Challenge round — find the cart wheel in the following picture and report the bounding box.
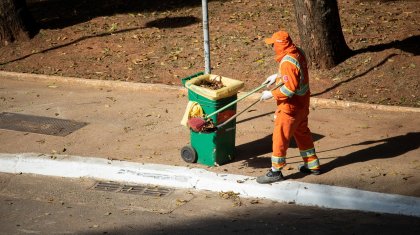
[181,145,197,163]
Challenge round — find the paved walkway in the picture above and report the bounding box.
[1,72,420,216]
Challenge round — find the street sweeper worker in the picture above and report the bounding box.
[256,30,321,184]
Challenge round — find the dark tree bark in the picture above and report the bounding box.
[293,0,352,69]
[0,0,38,46]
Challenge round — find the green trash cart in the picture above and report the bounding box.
[181,72,244,166]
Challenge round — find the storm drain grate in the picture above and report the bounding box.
[0,112,87,136]
[92,181,173,197]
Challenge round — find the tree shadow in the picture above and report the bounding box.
[0,26,144,66]
[312,34,419,97]
[27,0,214,29]
[354,35,420,56]
[287,132,420,180]
[235,132,325,169]
[2,1,206,65]
[311,53,397,97]
[145,16,200,29]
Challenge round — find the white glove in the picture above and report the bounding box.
[264,74,277,87]
[260,90,273,101]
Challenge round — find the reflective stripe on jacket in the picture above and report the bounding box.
[272,48,311,113]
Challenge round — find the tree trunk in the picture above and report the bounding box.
[293,0,351,69]
[0,0,37,46]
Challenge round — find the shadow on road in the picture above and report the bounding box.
[235,130,324,169]
[286,132,420,180]
[236,111,275,125]
[78,206,420,235]
[235,128,419,176]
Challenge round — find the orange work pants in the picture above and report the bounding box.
[271,108,320,171]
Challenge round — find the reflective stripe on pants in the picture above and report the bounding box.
[271,108,320,171]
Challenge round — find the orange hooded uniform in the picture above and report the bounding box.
[265,31,320,172]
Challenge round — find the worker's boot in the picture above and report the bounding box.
[256,169,284,184]
[298,164,321,175]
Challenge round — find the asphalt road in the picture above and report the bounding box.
[1,173,419,235]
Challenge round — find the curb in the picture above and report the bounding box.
[1,153,419,218]
[0,70,184,92]
[1,71,419,113]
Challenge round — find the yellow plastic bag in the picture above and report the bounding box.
[180,101,204,127]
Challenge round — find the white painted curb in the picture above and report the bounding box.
[1,153,419,217]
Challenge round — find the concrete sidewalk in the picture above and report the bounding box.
[1,72,420,216]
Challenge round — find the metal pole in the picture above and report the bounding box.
[202,0,211,74]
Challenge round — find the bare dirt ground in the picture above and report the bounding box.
[0,0,419,107]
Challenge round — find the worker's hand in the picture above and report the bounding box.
[264,74,277,87]
[260,90,273,101]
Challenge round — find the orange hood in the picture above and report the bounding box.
[265,31,297,62]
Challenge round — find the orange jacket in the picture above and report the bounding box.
[271,47,310,113]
